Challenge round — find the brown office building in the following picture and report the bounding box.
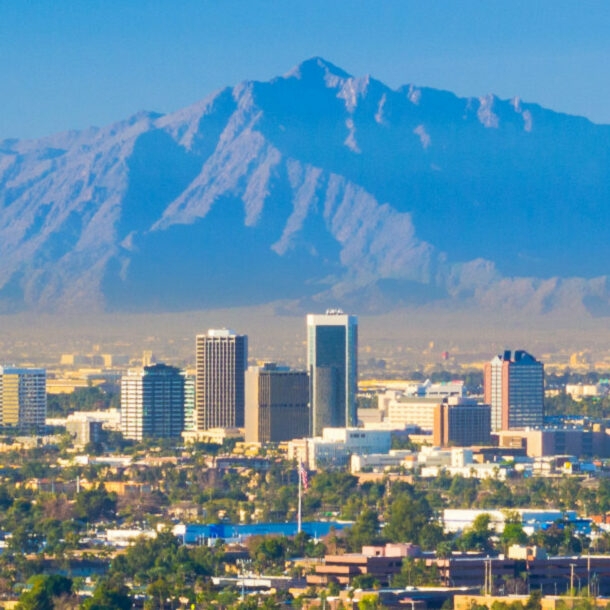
[433,399,492,447]
[245,363,309,443]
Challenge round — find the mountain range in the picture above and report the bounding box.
[2,57,610,316]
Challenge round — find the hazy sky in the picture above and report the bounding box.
[2,1,610,140]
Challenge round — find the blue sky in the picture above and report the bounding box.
[2,1,610,140]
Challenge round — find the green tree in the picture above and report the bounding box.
[83,576,132,610]
[74,484,117,521]
[346,508,382,551]
[384,493,433,545]
[17,574,74,610]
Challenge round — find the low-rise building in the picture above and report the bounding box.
[288,428,392,470]
[497,427,610,458]
[442,508,588,536]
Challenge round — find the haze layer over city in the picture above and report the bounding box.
[3,4,610,374]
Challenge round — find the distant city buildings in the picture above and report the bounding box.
[0,366,46,430]
[121,363,185,441]
[307,310,358,436]
[195,329,248,430]
[484,350,544,431]
[244,363,309,443]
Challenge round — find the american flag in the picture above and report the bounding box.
[298,461,309,491]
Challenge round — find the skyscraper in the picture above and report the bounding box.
[307,310,358,436]
[0,366,46,430]
[245,362,310,443]
[121,363,185,441]
[195,329,248,430]
[484,350,544,431]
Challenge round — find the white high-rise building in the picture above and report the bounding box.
[0,366,46,430]
[121,364,185,441]
[195,329,248,430]
[307,311,358,436]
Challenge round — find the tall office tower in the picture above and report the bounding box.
[195,329,248,430]
[307,310,358,436]
[245,363,310,443]
[121,363,185,441]
[484,350,544,431]
[0,366,46,430]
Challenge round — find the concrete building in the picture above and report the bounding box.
[288,427,391,470]
[350,450,413,473]
[0,366,46,430]
[307,311,358,436]
[121,363,185,441]
[565,383,608,399]
[484,350,544,431]
[433,399,492,447]
[497,426,610,458]
[195,329,248,430]
[387,396,441,431]
[245,363,309,443]
[439,555,610,595]
[183,374,195,432]
[307,553,404,587]
[65,415,104,446]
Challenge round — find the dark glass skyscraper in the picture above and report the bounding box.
[484,350,544,431]
[307,310,358,436]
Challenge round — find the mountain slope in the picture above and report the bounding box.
[1,57,610,314]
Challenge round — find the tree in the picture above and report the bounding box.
[501,522,527,550]
[82,576,132,610]
[384,493,433,545]
[74,484,117,521]
[17,574,74,610]
[393,557,441,587]
[346,508,382,551]
[456,513,494,554]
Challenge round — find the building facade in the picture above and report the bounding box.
[288,428,391,470]
[484,350,544,431]
[433,399,492,447]
[121,363,185,441]
[0,366,46,430]
[307,311,358,436]
[244,363,309,443]
[195,329,248,430]
[183,374,196,432]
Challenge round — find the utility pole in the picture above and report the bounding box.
[570,563,576,595]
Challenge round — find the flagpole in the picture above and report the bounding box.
[298,461,302,534]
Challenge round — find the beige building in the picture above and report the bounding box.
[387,396,441,431]
[0,366,46,429]
[497,427,610,458]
